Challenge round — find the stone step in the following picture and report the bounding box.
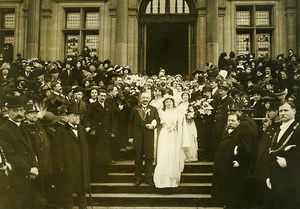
[72,207,223,209]
[90,183,212,194]
[91,173,213,184]
[108,161,214,174]
[75,193,212,207]
[76,160,215,207]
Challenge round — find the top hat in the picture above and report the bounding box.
[5,96,26,108]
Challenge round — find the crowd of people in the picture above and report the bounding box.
[0,46,299,209]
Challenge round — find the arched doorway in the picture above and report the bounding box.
[139,0,197,77]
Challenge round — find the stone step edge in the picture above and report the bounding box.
[91,183,212,187]
[75,207,222,209]
[105,173,213,176]
[74,193,211,198]
[110,161,214,165]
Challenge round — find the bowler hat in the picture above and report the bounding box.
[5,96,26,108]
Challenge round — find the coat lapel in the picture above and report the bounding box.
[9,121,32,150]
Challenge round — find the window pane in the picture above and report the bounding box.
[257,33,271,57]
[66,12,80,28]
[236,11,251,26]
[4,35,14,44]
[84,35,98,57]
[4,13,15,29]
[85,12,99,28]
[66,35,79,56]
[256,11,270,26]
[236,33,251,55]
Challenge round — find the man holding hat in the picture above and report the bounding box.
[52,106,90,209]
[0,95,39,209]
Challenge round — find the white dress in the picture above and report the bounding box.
[154,108,185,188]
[177,102,198,162]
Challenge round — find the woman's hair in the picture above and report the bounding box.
[181,91,190,99]
[162,97,176,111]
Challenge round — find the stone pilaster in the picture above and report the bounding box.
[286,0,297,51]
[26,0,41,58]
[206,0,219,65]
[115,0,128,66]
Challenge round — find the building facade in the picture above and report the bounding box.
[0,0,299,76]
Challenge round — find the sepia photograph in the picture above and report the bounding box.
[0,0,299,209]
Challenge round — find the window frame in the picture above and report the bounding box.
[63,7,100,58]
[235,4,274,58]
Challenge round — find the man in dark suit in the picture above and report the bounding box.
[52,106,90,209]
[128,92,160,186]
[0,96,39,209]
[83,88,115,177]
[265,101,300,209]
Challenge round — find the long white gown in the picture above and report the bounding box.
[177,102,198,162]
[154,108,185,188]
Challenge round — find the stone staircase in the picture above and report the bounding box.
[76,160,221,208]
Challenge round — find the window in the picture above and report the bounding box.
[235,5,273,58]
[146,0,190,14]
[0,9,15,60]
[63,7,100,58]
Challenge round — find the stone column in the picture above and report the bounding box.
[206,0,219,65]
[115,0,128,66]
[297,1,300,55]
[286,0,297,51]
[26,0,41,58]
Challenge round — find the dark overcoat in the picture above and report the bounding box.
[266,121,300,209]
[128,105,160,159]
[211,122,257,208]
[21,121,53,177]
[53,123,90,193]
[0,119,38,209]
[83,101,115,165]
[210,96,234,151]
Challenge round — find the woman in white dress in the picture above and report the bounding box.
[154,97,185,188]
[177,92,198,162]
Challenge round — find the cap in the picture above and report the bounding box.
[25,104,39,113]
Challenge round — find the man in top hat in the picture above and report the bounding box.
[21,104,53,208]
[52,106,90,209]
[0,96,39,209]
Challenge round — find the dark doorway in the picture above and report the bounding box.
[146,23,188,76]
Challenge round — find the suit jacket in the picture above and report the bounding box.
[0,119,38,181]
[128,104,160,158]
